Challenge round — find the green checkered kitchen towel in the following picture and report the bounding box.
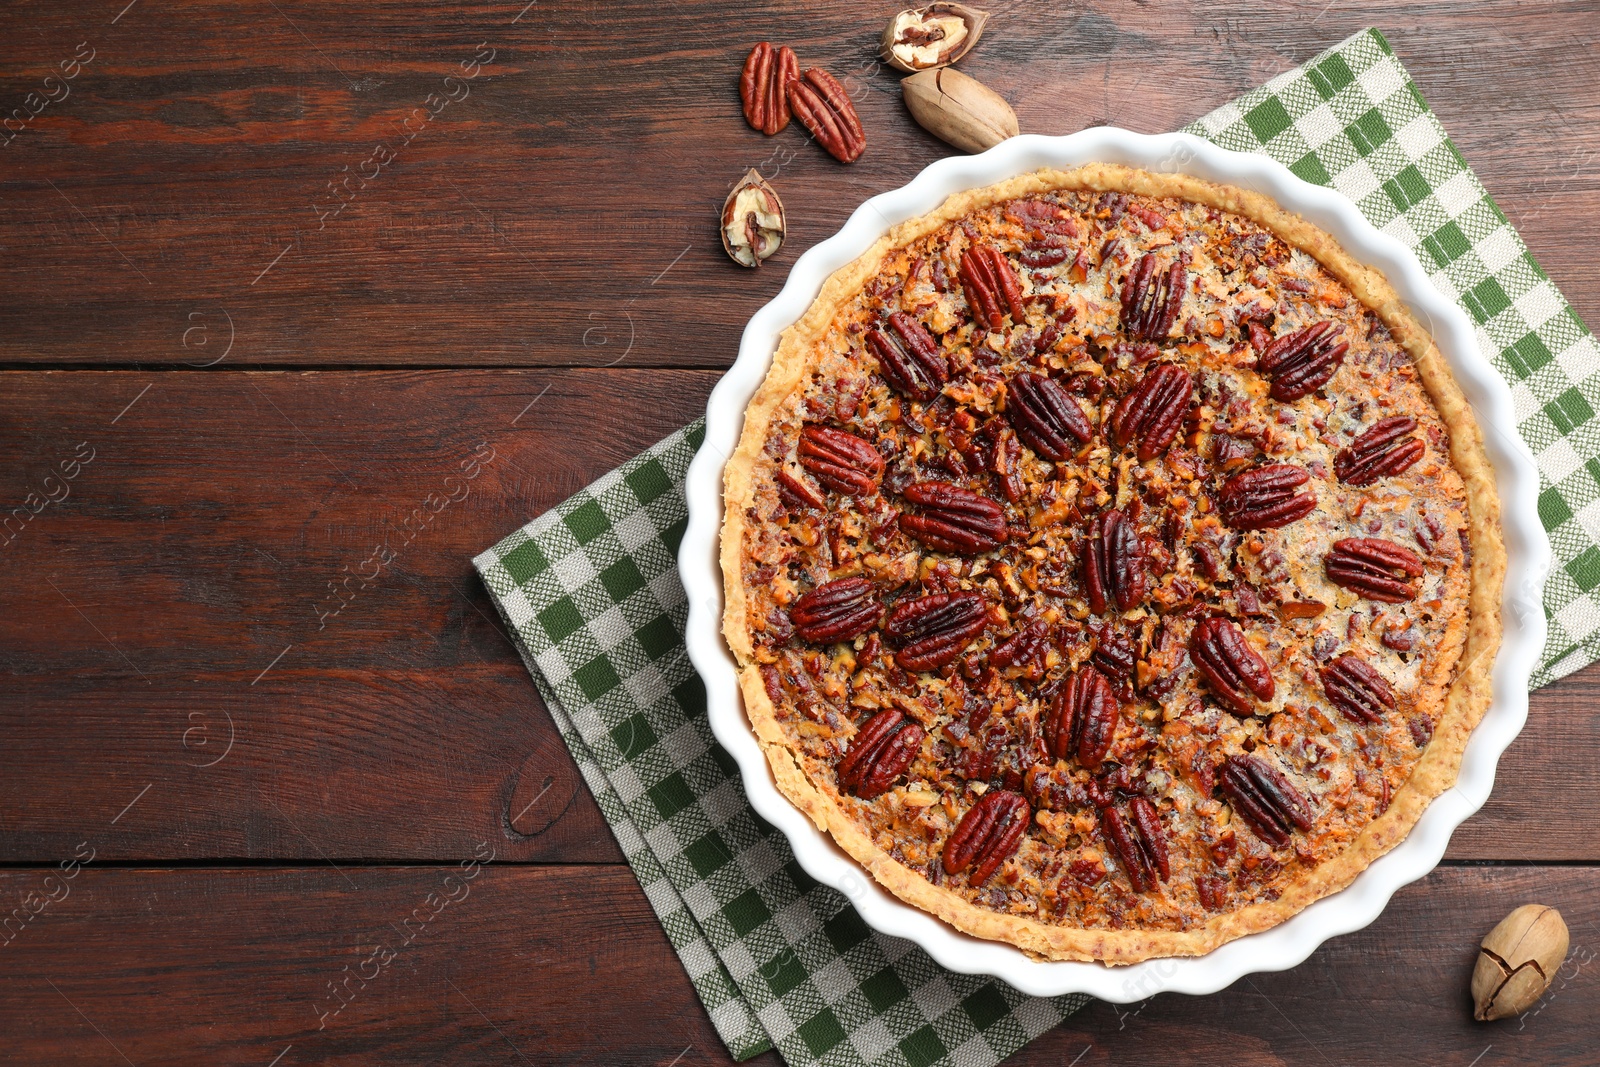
[475,27,1597,1066]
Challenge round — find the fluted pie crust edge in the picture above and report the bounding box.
[719,163,1504,963]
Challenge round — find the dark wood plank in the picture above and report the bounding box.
[0,1,1594,367]
[0,864,1593,1065]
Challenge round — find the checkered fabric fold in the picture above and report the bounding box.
[476,27,1595,1066]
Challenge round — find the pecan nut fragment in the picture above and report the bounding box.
[959,243,1026,331]
[786,67,866,162]
[1217,753,1314,848]
[884,590,989,671]
[798,425,883,496]
[837,708,925,799]
[1111,363,1193,462]
[1189,617,1275,715]
[1005,372,1093,461]
[1320,652,1396,724]
[900,481,1007,554]
[740,42,800,135]
[942,789,1030,885]
[1219,464,1317,530]
[1082,508,1146,614]
[1324,537,1425,603]
[1091,628,1136,680]
[776,468,826,510]
[1043,667,1119,770]
[1335,416,1425,485]
[1120,252,1185,342]
[1102,796,1170,893]
[1256,321,1349,402]
[867,312,949,401]
[789,577,881,644]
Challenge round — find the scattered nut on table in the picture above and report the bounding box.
[881,4,989,72]
[720,169,785,268]
[901,66,1018,153]
[1471,904,1569,1021]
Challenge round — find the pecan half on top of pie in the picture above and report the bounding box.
[721,164,1504,963]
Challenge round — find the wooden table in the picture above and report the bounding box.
[2,2,1596,1063]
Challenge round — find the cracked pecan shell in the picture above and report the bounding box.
[884,591,989,671]
[740,42,800,135]
[867,311,949,401]
[1044,667,1119,770]
[1324,537,1425,603]
[798,425,883,496]
[1083,508,1146,614]
[1111,363,1193,462]
[1005,371,1093,461]
[959,242,1026,331]
[943,789,1030,885]
[1103,796,1170,893]
[837,707,925,799]
[1336,416,1425,485]
[1321,653,1396,724]
[1189,617,1275,715]
[1120,252,1185,342]
[899,481,1006,554]
[1219,464,1317,530]
[1256,321,1349,402]
[789,577,881,644]
[1218,753,1314,848]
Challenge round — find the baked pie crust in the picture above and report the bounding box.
[721,164,1503,963]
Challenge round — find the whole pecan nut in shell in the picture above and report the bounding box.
[786,67,866,162]
[1005,371,1093,461]
[1189,616,1275,715]
[789,577,881,644]
[899,481,1006,554]
[1111,363,1193,462]
[1324,537,1425,602]
[1120,252,1185,342]
[1219,464,1317,530]
[1044,667,1119,770]
[942,788,1030,885]
[1082,508,1146,614]
[884,590,989,671]
[1102,796,1170,893]
[959,243,1026,331]
[867,311,949,401]
[798,425,884,496]
[1320,652,1396,723]
[1217,753,1314,848]
[1256,321,1349,402]
[837,707,925,799]
[740,42,800,135]
[1335,416,1425,485]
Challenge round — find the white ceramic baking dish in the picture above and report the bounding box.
[679,128,1550,1001]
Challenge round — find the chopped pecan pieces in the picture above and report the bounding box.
[1336,416,1425,485]
[1102,796,1170,893]
[786,67,866,162]
[1256,321,1349,402]
[1189,617,1275,715]
[1044,667,1119,770]
[884,591,989,671]
[740,42,799,135]
[1120,253,1185,342]
[943,789,1030,885]
[798,425,884,496]
[1111,363,1193,462]
[867,312,949,401]
[789,577,882,644]
[1320,653,1396,724]
[1324,537,1425,603]
[1218,464,1317,530]
[1091,628,1136,680]
[1005,372,1093,460]
[1082,508,1146,614]
[959,243,1026,330]
[1217,754,1313,848]
[900,481,1006,554]
[837,708,925,798]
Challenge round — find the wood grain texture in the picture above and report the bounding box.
[0,865,1594,1065]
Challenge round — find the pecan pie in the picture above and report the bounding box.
[721,164,1503,963]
